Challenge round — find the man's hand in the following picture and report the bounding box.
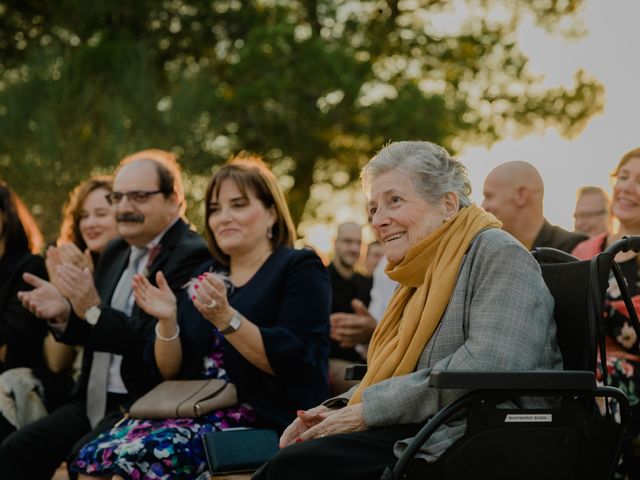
[18,273,71,323]
[330,299,377,348]
[54,264,101,318]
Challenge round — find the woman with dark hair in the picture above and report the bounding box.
[0,180,47,370]
[0,181,48,439]
[69,155,330,480]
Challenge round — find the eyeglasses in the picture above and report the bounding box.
[105,190,163,205]
[573,210,607,220]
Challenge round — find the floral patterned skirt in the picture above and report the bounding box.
[70,405,255,479]
[70,332,256,479]
[597,352,640,479]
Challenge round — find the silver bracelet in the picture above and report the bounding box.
[155,322,180,341]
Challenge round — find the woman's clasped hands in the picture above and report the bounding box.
[190,272,235,330]
[279,403,367,448]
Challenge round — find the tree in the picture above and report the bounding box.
[0,0,603,240]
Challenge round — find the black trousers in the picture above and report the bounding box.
[252,423,439,480]
[0,395,127,480]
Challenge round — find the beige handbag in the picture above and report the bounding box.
[129,379,237,419]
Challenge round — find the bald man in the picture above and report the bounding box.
[482,161,586,253]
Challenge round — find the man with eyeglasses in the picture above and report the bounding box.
[0,149,209,479]
[573,186,612,238]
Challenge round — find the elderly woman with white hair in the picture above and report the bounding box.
[253,141,563,480]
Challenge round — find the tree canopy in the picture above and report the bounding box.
[0,0,603,240]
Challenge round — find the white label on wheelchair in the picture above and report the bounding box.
[504,414,552,423]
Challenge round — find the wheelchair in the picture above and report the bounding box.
[365,236,640,480]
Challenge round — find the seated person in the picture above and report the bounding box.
[327,222,373,395]
[1,177,119,445]
[0,181,47,371]
[0,181,47,440]
[4,149,210,480]
[573,185,612,238]
[69,155,330,480]
[254,141,563,480]
[572,147,640,478]
[44,175,118,401]
[364,240,385,277]
[482,160,587,252]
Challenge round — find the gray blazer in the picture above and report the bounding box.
[327,228,563,460]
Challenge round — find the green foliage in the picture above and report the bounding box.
[0,0,604,241]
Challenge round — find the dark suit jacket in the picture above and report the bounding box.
[56,218,209,404]
[533,219,587,253]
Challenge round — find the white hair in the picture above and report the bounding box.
[361,141,472,208]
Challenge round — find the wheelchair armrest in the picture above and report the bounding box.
[428,370,596,390]
[344,365,367,381]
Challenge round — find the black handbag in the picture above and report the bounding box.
[202,428,279,474]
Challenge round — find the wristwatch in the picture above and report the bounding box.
[85,306,102,325]
[220,310,242,335]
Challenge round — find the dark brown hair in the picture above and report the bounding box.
[0,180,44,254]
[204,154,296,265]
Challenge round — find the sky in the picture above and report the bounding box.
[302,0,640,254]
[462,0,639,230]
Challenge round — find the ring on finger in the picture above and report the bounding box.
[205,299,217,309]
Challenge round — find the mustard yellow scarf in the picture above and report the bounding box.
[348,204,501,404]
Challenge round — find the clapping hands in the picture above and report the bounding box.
[18,273,70,323]
[132,271,177,323]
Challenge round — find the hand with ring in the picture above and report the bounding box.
[192,273,233,330]
[205,299,217,309]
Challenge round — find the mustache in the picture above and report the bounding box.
[116,213,145,223]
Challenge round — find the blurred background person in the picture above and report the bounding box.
[328,222,373,395]
[364,240,384,277]
[0,180,47,440]
[573,185,612,238]
[571,147,640,478]
[482,160,587,252]
[1,176,118,459]
[68,155,330,480]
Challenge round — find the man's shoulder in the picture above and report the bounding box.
[537,220,587,253]
[161,218,206,249]
[173,225,208,252]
